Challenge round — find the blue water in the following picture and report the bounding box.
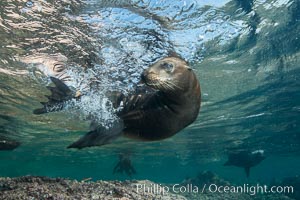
[0,0,299,194]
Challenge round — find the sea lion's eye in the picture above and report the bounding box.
[160,62,174,72]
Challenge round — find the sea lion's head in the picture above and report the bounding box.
[141,57,194,94]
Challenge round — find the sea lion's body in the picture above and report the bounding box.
[118,57,201,141]
[113,153,136,177]
[224,150,266,177]
[34,57,201,148]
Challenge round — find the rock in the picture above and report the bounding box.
[0,176,186,200]
[181,171,230,188]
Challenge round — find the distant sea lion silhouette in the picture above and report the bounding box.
[0,136,20,151]
[113,153,136,177]
[34,56,201,149]
[224,150,266,177]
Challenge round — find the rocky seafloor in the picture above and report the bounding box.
[0,176,186,200]
[0,175,296,200]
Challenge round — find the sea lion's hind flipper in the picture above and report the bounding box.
[33,77,75,114]
[67,122,124,149]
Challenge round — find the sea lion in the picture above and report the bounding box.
[0,136,20,151]
[113,153,136,177]
[224,150,266,177]
[34,56,201,148]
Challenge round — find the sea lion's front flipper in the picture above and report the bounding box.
[33,77,76,114]
[67,121,124,149]
[244,167,250,178]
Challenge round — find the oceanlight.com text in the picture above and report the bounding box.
[207,184,293,196]
[135,183,294,196]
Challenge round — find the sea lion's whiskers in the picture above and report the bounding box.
[146,80,160,88]
[171,82,182,90]
[161,84,169,90]
[163,81,174,90]
[148,78,177,91]
[159,82,169,91]
[148,77,171,90]
[153,78,171,91]
[164,82,174,90]
[162,80,182,90]
[165,83,176,92]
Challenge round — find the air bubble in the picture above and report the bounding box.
[26,1,34,8]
